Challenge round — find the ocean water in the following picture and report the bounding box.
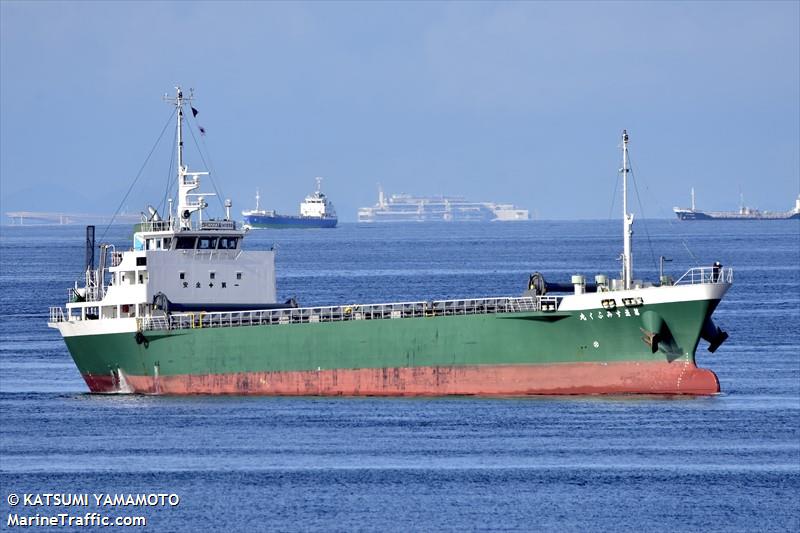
[0,220,798,532]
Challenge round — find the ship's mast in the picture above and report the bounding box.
[176,88,184,173]
[166,86,207,230]
[621,129,634,290]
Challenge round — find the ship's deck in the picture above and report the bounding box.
[140,295,561,332]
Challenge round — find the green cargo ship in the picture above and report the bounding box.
[49,88,731,395]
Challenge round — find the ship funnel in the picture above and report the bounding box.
[700,317,729,353]
[378,184,386,208]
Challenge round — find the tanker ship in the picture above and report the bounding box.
[48,88,732,395]
[674,188,800,220]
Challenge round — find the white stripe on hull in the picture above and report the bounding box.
[558,283,729,311]
[55,317,138,337]
[50,283,730,340]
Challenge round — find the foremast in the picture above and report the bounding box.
[621,129,634,290]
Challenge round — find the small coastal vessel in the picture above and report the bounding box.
[674,188,800,220]
[48,89,732,395]
[242,177,337,229]
[357,186,529,222]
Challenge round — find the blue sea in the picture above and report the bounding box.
[1,220,798,532]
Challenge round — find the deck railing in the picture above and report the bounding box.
[49,307,65,323]
[674,266,733,285]
[134,220,174,232]
[140,295,561,332]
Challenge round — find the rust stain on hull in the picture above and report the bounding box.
[82,361,720,396]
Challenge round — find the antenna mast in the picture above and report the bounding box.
[176,88,184,172]
[165,86,208,230]
[621,130,634,290]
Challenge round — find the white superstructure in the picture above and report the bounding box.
[488,204,530,221]
[299,177,337,218]
[357,187,529,223]
[49,87,280,336]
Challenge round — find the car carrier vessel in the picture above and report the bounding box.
[49,88,732,395]
[357,187,529,222]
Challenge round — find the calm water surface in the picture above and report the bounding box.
[1,220,798,532]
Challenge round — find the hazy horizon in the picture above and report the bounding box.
[2,2,798,222]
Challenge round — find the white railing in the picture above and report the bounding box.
[674,266,733,285]
[134,220,174,232]
[141,295,561,332]
[81,268,102,302]
[140,316,169,331]
[49,307,65,323]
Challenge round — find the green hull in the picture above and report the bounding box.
[63,299,721,395]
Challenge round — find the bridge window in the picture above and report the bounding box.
[176,237,196,249]
[163,238,172,249]
[218,237,238,250]
[198,237,217,250]
[209,272,215,280]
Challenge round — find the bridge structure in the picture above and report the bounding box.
[5,211,141,225]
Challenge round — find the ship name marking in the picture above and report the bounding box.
[579,308,640,322]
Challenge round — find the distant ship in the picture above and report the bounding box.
[357,186,529,223]
[242,177,337,229]
[674,188,800,220]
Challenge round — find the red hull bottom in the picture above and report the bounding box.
[82,361,720,396]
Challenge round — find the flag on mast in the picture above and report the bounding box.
[190,106,206,135]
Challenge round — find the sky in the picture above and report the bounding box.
[1,1,798,221]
